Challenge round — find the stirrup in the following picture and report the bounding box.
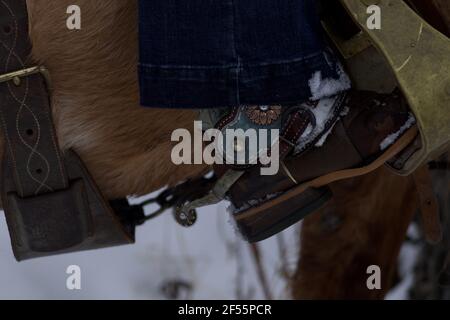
[340,0,450,174]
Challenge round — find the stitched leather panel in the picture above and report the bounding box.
[0,0,135,261]
[0,0,68,197]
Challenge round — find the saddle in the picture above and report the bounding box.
[0,0,448,261]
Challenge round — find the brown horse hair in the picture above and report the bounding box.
[19,0,207,200]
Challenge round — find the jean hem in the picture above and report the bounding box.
[139,51,349,108]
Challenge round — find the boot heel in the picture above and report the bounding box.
[235,187,332,243]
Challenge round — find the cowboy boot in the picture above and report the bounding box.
[209,89,418,241]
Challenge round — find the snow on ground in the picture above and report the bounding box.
[0,191,419,300]
[385,224,421,300]
[0,195,300,300]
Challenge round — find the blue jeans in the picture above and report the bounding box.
[139,0,349,108]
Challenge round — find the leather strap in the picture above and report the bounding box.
[214,104,319,170]
[413,165,442,244]
[0,0,67,197]
[0,0,134,261]
[234,126,419,221]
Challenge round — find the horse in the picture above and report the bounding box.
[3,0,447,299]
[22,0,207,201]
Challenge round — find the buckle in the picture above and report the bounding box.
[6,179,94,256]
[0,66,51,86]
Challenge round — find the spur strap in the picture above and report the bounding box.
[0,0,134,261]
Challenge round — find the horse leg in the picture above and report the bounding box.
[292,166,419,299]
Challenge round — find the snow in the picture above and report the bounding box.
[308,64,351,101]
[315,106,350,147]
[0,195,300,300]
[385,224,421,300]
[0,193,418,300]
[294,95,348,154]
[380,113,416,151]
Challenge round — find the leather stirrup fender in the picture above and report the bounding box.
[340,0,450,174]
[0,0,135,261]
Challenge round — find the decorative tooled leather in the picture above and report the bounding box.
[213,104,314,169]
[0,0,68,197]
[245,105,282,125]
